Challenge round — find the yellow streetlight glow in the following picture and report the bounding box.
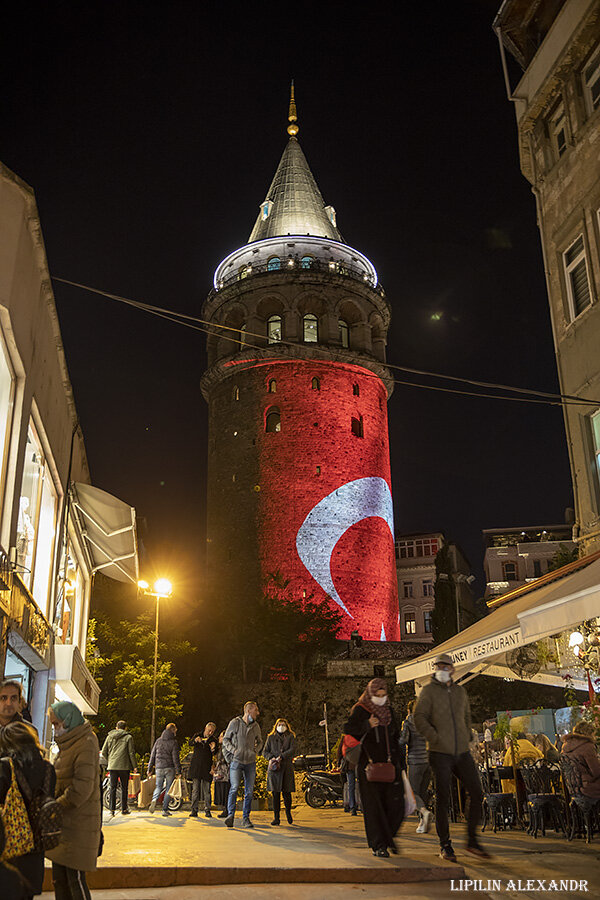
[153,578,172,596]
[137,579,150,590]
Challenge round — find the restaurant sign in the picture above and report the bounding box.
[423,626,524,673]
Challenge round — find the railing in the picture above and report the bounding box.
[9,573,53,665]
[210,256,385,300]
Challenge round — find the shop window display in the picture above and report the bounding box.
[17,422,58,603]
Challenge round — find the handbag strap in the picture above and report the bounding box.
[365,726,392,765]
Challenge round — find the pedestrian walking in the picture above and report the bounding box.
[212,731,230,817]
[343,678,404,858]
[148,723,181,817]
[336,734,358,815]
[188,722,218,818]
[222,701,262,828]
[399,699,432,833]
[0,721,56,900]
[262,717,296,825]
[100,720,137,818]
[46,700,101,900]
[414,653,489,863]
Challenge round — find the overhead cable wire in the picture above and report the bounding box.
[51,276,600,408]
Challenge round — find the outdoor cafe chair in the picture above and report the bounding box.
[559,754,600,844]
[480,766,517,833]
[519,761,567,839]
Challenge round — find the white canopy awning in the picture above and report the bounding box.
[395,554,600,692]
[71,483,139,584]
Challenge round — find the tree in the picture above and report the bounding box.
[547,544,579,572]
[431,544,458,644]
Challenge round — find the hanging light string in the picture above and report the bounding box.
[52,276,600,409]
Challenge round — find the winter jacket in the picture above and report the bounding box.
[399,714,429,766]
[101,728,137,771]
[262,731,296,793]
[188,733,218,781]
[501,739,543,793]
[413,677,472,757]
[148,728,181,773]
[223,716,262,765]
[561,733,600,800]
[343,705,402,773]
[46,721,101,873]
[0,753,56,897]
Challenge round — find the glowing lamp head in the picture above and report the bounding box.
[153,578,172,596]
[569,631,584,648]
[137,580,150,591]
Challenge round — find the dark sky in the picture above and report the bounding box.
[1,1,574,602]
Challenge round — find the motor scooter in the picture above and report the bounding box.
[293,754,344,809]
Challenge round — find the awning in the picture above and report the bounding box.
[395,554,600,692]
[71,483,139,583]
[54,643,100,714]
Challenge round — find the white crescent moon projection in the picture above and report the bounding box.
[296,476,395,617]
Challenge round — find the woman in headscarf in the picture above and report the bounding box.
[343,678,404,857]
[46,701,100,900]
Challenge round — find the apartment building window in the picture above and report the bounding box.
[423,578,434,597]
[423,609,433,633]
[404,612,416,635]
[0,333,15,511]
[396,537,439,559]
[592,410,600,489]
[563,235,592,319]
[403,581,413,599]
[502,561,518,580]
[550,104,567,160]
[584,46,600,116]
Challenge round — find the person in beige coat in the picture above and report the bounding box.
[46,700,101,900]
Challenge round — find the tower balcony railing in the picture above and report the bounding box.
[210,256,385,299]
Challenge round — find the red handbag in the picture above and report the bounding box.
[365,725,396,783]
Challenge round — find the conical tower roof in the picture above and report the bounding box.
[248,90,343,244]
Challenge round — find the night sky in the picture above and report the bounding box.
[1,2,574,604]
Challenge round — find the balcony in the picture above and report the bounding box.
[7,572,52,667]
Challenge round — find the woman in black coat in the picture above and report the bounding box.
[262,718,296,826]
[343,677,404,858]
[0,721,56,900]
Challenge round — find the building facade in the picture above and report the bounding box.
[483,521,576,598]
[201,94,399,640]
[494,0,600,556]
[0,162,138,740]
[395,532,474,641]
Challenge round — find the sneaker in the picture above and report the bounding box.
[271,817,280,826]
[421,810,432,833]
[148,800,156,814]
[107,811,115,820]
[285,810,293,825]
[224,814,234,828]
[189,812,198,818]
[351,808,357,816]
[162,810,171,817]
[416,820,425,833]
[466,843,492,860]
[217,810,228,818]
[121,809,130,815]
[440,845,458,863]
[241,817,254,828]
[205,810,212,818]
[374,848,390,858]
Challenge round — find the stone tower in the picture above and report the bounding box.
[201,89,399,641]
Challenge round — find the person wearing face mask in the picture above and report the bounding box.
[262,718,297,826]
[46,701,101,900]
[222,701,262,828]
[413,653,489,863]
[343,678,404,858]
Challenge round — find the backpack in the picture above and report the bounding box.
[15,760,62,851]
[0,757,35,859]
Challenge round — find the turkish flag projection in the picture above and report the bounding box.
[255,358,400,641]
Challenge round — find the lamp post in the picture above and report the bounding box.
[138,578,172,750]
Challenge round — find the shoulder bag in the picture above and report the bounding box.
[365,726,396,783]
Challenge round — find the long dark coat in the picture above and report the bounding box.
[188,734,218,781]
[262,732,296,793]
[343,704,404,853]
[561,733,600,799]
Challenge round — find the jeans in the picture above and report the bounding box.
[408,762,431,810]
[109,768,130,812]
[152,767,176,812]
[52,863,92,900]
[191,778,211,813]
[430,751,483,847]
[227,760,256,818]
[347,769,357,810]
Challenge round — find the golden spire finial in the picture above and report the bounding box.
[287,80,299,137]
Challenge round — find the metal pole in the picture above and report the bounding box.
[150,593,159,750]
[324,702,330,765]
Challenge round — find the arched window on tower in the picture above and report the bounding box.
[303,314,318,343]
[353,383,360,396]
[240,324,247,347]
[351,415,364,438]
[267,315,282,344]
[233,386,240,401]
[301,256,314,269]
[267,257,281,271]
[268,379,277,393]
[339,320,349,348]
[265,407,281,433]
[311,377,320,391]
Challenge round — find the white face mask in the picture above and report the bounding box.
[276,725,287,733]
[371,695,387,706]
[435,669,452,684]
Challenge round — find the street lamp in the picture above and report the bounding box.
[138,578,173,749]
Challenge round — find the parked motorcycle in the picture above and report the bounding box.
[293,754,344,809]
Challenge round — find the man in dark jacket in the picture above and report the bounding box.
[101,720,138,817]
[148,723,181,816]
[414,653,488,863]
[399,699,432,833]
[188,722,218,818]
